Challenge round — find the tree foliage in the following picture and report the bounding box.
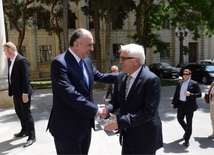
[3,0,214,64]
[82,0,134,71]
[3,0,39,55]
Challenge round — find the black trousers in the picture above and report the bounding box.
[13,96,35,139]
[121,132,156,155]
[54,129,91,155]
[177,102,194,141]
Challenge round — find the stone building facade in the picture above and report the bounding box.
[5,1,214,79]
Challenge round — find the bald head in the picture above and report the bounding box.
[69,28,92,47]
[69,28,94,59]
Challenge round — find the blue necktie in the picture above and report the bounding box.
[79,60,89,87]
[79,60,84,72]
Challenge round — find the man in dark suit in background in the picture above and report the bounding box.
[103,65,119,102]
[3,41,36,147]
[104,43,163,155]
[171,69,201,147]
[47,28,116,154]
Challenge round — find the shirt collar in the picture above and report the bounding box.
[183,78,190,84]
[10,53,18,62]
[69,48,81,63]
[128,66,142,79]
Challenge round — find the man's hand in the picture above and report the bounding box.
[103,96,106,102]
[22,94,29,103]
[185,91,190,96]
[171,104,174,109]
[104,113,118,131]
[97,104,108,119]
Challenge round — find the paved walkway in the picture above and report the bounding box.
[0,84,214,155]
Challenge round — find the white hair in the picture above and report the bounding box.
[120,43,145,65]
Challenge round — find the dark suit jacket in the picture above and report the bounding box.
[105,84,113,99]
[47,49,116,140]
[8,54,34,98]
[171,79,201,111]
[107,67,163,153]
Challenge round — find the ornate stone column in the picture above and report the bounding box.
[0,1,13,107]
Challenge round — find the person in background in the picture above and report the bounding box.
[47,28,116,155]
[3,41,36,147]
[171,69,201,147]
[103,65,119,102]
[143,63,150,70]
[104,43,163,155]
[207,81,214,139]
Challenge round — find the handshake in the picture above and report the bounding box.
[97,104,118,131]
[97,104,109,119]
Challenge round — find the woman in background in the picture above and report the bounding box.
[207,82,214,139]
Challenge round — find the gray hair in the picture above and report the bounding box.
[3,41,17,52]
[120,43,145,65]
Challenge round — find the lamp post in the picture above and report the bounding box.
[175,27,188,67]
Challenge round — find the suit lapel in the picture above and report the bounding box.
[65,51,89,90]
[125,67,143,103]
[120,74,127,105]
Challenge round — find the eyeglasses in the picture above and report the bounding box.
[111,70,116,72]
[183,74,190,76]
[120,57,136,61]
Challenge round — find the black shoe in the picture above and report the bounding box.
[14,132,27,138]
[23,138,36,147]
[183,133,186,139]
[183,141,190,147]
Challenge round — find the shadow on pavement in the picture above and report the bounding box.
[163,138,189,154]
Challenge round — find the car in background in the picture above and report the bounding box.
[148,62,180,78]
[196,59,214,65]
[180,63,214,84]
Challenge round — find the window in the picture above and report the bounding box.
[21,46,26,57]
[162,19,170,29]
[10,21,15,30]
[89,16,94,29]
[113,44,121,59]
[68,12,76,29]
[39,45,52,63]
[37,12,50,29]
[160,43,170,58]
[112,18,123,30]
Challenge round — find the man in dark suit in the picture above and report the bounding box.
[103,65,119,102]
[47,28,116,154]
[104,43,163,155]
[171,69,201,147]
[3,41,36,147]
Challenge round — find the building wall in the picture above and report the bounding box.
[5,1,214,79]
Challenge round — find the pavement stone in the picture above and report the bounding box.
[0,84,214,155]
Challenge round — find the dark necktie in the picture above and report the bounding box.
[79,60,89,86]
[79,60,84,72]
[125,75,132,100]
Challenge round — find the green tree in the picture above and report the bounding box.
[129,0,214,66]
[130,0,170,55]
[82,0,134,71]
[40,0,78,53]
[3,0,38,55]
[166,0,214,66]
